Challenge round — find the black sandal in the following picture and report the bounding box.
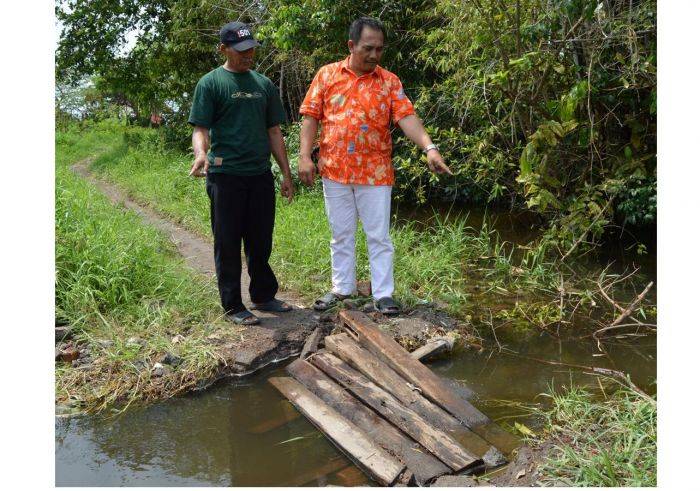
[313,292,349,311]
[226,310,260,325]
[374,297,401,315]
[251,298,293,312]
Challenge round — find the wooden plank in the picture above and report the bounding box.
[340,311,520,453]
[325,333,493,457]
[247,401,301,434]
[286,358,450,484]
[410,337,452,361]
[268,376,405,486]
[299,326,324,360]
[287,456,348,487]
[341,310,491,427]
[332,464,370,486]
[310,352,482,472]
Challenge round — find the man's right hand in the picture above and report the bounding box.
[298,155,316,186]
[189,154,209,177]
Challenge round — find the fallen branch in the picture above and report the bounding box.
[598,281,625,313]
[502,352,655,404]
[608,281,654,328]
[597,271,651,327]
[592,322,656,339]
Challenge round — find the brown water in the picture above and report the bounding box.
[55,205,656,486]
[55,330,655,486]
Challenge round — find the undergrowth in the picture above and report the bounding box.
[62,121,656,333]
[536,384,656,486]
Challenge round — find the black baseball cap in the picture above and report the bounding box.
[220,21,261,51]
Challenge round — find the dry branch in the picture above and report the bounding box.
[608,281,654,328]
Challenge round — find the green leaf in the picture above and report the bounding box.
[275,436,308,446]
[519,143,534,175]
[514,421,536,437]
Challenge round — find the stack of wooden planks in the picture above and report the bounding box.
[269,311,519,486]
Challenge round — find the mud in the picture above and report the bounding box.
[480,443,555,487]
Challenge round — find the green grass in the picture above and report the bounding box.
[536,385,657,486]
[67,122,654,331]
[56,122,238,413]
[82,124,563,317]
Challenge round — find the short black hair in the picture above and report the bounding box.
[348,17,386,44]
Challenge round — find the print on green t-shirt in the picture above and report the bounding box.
[188,67,287,176]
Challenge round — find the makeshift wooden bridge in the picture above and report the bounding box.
[269,310,520,486]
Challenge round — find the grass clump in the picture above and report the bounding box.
[536,384,657,486]
[56,124,236,413]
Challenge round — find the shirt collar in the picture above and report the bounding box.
[341,56,380,79]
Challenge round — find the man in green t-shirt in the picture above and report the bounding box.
[188,21,295,325]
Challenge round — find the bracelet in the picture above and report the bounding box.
[423,143,439,154]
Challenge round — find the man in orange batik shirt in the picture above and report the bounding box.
[298,17,452,315]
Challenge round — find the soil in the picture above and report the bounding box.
[479,443,555,487]
[424,443,555,487]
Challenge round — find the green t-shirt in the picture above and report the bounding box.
[188,67,287,176]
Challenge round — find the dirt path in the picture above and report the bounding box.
[71,158,318,378]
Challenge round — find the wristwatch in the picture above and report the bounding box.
[423,143,439,154]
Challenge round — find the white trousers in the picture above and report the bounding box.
[322,178,394,300]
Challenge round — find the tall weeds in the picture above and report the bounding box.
[537,385,656,486]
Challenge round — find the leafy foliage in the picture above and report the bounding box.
[407,0,656,251]
[55,0,656,255]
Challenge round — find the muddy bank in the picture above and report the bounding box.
[422,443,554,487]
[55,303,474,416]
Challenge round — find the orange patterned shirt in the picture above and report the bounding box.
[299,57,415,186]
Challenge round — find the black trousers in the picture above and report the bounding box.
[206,171,279,314]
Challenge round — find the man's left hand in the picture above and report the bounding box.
[281,176,295,203]
[426,150,452,175]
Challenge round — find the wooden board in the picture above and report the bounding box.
[286,358,450,484]
[310,352,482,472]
[287,457,349,487]
[410,338,452,361]
[340,311,520,453]
[340,310,490,427]
[247,401,301,434]
[299,326,324,360]
[324,333,493,457]
[269,377,405,486]
[333,465,369,486]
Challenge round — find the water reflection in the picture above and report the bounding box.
[430,330,657,428]
[56,367,357,486]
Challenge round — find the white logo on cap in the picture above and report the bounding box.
[237,29,251,38]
